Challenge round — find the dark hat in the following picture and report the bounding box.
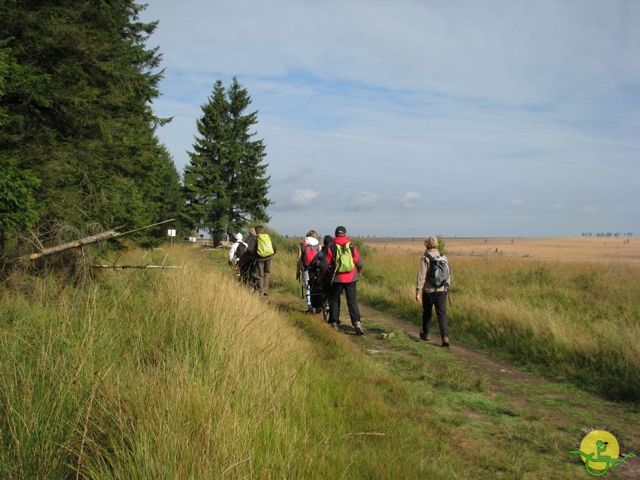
[335,226,347,237]
[323,234,332,246]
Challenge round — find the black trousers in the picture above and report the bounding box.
[421,291,448,338]
[330,281,360,325]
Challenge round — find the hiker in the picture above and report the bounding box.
[228,233,247,269]
[415,236,451,347]
[317,234,334,321]
[323,226,364,335]
[238,228,257,288]
[297,230,321,313]
[247,225,276,296]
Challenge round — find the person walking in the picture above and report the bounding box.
[415,236,451,347]
[228,233,247,269]
[297,230,321,313]
[323,226,364,335]
[238,228,257,287]
[247,225,276,296]
[317,234,334,321]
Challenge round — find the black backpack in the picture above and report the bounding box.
[234,242,247,259]
[426,253,450,288]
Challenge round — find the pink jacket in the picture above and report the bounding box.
[324,236,363,283]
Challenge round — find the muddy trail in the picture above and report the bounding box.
[271,292,640,479]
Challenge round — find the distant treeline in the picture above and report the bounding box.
[581,232,634,237]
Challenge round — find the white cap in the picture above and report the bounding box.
[235,233,243,241]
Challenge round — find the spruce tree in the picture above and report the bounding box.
[0,42,40,252]
[0,1,181,252]
[183,78,270,243]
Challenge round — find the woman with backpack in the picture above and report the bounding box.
[415,236,451,347]
[228,232,247,270]
[297,230,321,313]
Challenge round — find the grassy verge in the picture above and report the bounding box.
[356,248,640,401]
[1,244,409,478]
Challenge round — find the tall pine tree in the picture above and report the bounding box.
[183,78,270,243]
[0,1,181,253]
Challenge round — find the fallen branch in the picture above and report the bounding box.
[26,219,175,261]
[91,264,184,270]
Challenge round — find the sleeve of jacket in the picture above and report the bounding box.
[353,245,363,272]
[229,243,238,261]
[296,244,304,270]
[416,255,429,293]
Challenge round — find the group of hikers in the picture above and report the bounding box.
[228,225,451,347]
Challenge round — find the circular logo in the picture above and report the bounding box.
[571,429,636,477]
[578,430,620,472]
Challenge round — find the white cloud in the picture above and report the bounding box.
[551,203,563,211]
[290,189,320,206]
[350,191,381,210]
[284,166,313,183]
[402,191,421,208]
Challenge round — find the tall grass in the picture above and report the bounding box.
[4,242,633,478]
[1,245,397,478]
[357,249,640,401]
[3,244,506,478]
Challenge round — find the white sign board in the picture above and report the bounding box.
[167,229,176,237]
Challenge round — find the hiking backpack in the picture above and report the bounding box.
[256,233,275,258]
[334,243,355,273]
[234,242,247,259]
[426,253,450,288]
[301,242,319,270]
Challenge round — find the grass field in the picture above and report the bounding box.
[367,236,640,263]
[1,239,638,478]
[359,236,640,401]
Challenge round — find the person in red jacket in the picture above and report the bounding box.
[323,225,364,335]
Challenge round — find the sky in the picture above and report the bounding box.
[141,0,640,238]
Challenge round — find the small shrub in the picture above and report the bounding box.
[572,271,600,291]
[514,265,554,286]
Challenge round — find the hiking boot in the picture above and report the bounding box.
[354,322,364,336]
[441,335,450,348]
[419,332,429,341]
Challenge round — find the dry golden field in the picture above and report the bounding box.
[366,236,640,263]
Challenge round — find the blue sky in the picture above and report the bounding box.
[141,0,640,237]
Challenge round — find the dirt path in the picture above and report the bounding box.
[345,303,640,479]
[359,304,538,388]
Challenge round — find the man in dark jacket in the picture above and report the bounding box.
[323,226,364,335]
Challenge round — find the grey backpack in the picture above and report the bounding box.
[426,253,450,288]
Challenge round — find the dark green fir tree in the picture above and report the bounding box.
[183,78,270,243]
[0,1,181,254]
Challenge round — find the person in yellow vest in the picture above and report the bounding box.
[246,225,276,296]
